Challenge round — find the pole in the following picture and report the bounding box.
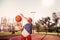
[31,12,36,34]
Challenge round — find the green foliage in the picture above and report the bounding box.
[35,21,60,33]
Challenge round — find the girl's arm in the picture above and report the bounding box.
[20,14,27,20]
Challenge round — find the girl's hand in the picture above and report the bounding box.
[20,14,24,17]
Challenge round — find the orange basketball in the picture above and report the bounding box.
[15,15,22,22]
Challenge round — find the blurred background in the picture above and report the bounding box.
[0,0,60,34]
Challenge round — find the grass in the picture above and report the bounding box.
[0,31,21,36]
[33,32,60,36]
[0,31,60,36]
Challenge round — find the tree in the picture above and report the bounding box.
[52,12,59,36]
[35,22,40,33]
[52,12,59,24]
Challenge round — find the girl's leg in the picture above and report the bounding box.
[20,35,26,40]
[26,35,31,40]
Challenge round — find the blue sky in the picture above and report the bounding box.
[0,0,60,23]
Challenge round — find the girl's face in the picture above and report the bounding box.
[27,18,32,23]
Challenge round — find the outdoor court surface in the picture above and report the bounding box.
[0,34,60,40]
[31,34,60,40]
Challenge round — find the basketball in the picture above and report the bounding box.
[15,15,22,22]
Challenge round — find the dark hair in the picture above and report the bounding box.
[27,17,32,22]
